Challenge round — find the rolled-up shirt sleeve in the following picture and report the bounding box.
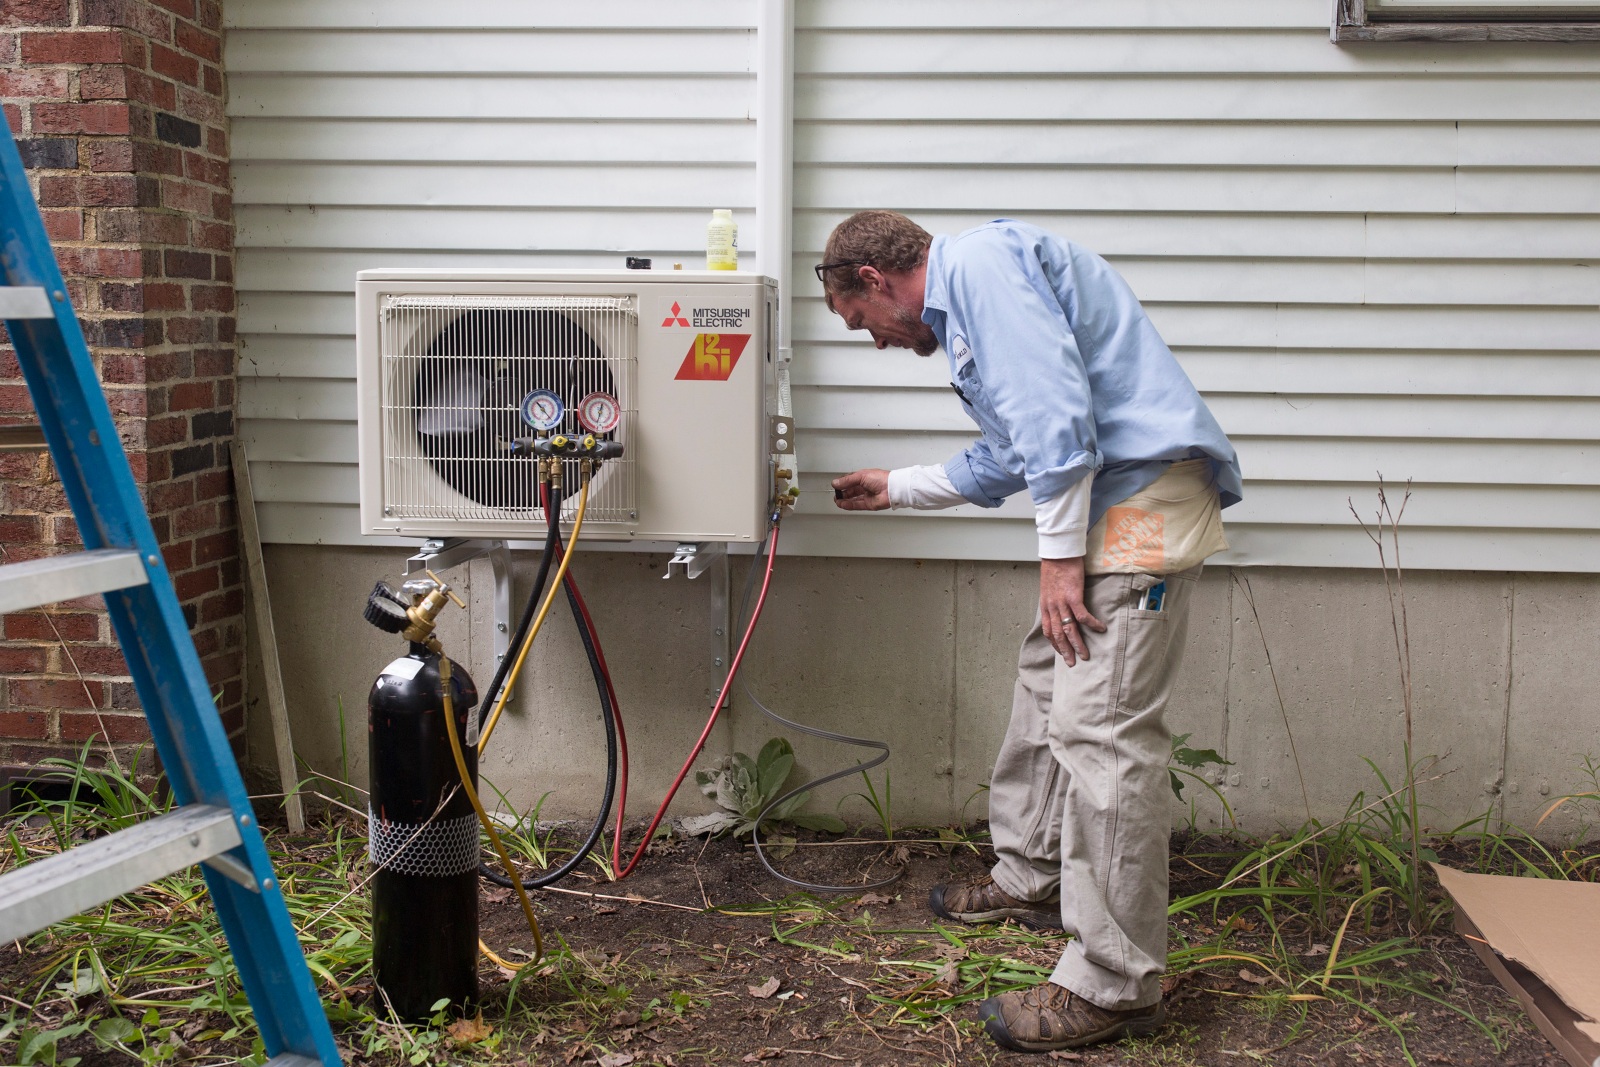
[944,435,1029,508]
[944,231,1101,506]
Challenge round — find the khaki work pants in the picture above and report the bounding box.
[987,565,1201,1011]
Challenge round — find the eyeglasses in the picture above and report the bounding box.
[813,259,871,283]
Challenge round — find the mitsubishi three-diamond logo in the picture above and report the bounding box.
[661,301,690,327]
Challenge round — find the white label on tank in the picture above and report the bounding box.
[381,657,424,681]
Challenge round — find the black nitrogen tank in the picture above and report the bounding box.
[366,635,480,1020]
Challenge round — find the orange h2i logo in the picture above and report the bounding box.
[674,333,750,381]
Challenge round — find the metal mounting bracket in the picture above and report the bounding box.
[662,542,731,707]
[406,538,512,668]
[768,414,795,456]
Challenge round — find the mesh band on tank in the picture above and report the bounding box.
[368,809,480,878]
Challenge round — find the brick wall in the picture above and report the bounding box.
[0,0,241,775]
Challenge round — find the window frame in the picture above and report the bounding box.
[1334,0,1600,40]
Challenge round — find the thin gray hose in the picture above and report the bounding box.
[737,524,902,894]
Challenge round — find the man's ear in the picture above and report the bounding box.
[856,265,888,294]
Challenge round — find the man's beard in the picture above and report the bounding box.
[880,296,940,356]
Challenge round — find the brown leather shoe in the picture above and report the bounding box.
[978,982,1164,1052]
[927,873,1062,929]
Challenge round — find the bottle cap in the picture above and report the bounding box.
[712,208,733,220]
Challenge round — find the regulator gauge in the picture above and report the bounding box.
[576,391,622,435]
[519,389,564,432]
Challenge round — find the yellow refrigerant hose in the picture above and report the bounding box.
[438,651,544,968]
[477,472,591,753]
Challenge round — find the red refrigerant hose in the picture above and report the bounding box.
[542,500,631,869]
[611,523,780,881]
[535,489,780,883]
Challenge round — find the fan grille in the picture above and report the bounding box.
[379,294,638,526]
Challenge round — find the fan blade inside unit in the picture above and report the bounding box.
[416,369,489,436]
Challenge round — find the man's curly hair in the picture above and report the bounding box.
[820,210,932,297]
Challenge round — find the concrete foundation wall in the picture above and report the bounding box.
[245,545,1600,840]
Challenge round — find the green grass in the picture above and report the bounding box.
[2,747,1594,1067]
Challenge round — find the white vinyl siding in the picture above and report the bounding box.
[228,0,1600,571]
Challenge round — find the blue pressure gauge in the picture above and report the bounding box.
[519,389,564,432]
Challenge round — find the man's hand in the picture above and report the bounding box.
[1041,556,1106,667]
[832,468,891,511]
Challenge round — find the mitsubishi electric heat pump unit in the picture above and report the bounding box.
[355,269,778,543]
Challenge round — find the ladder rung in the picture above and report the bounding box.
[0,804,241,943]
[0,548,149,614]
[0,424,47,452]
[0,285,53,319]
[265,1057,321,1067]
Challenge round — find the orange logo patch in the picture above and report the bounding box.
[674,333,750,381]
[1101,506,1165,571]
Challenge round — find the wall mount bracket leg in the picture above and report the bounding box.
[407,538,511,668]
[663,542,731,708]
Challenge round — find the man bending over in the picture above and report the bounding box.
[823,210,1242,1053]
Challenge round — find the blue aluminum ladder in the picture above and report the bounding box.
[0,118,341,1067]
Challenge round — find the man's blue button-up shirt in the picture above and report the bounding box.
[922,220,1243,530]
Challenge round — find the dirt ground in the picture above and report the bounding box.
[3,823,1571,1067]
[459,830,1564,1067]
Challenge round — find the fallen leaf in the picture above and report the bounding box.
[482,886,512,903]
[1048,1052,1084,1062]
[1238,968,1269,986]
[858,891,894,906]
[748,977,781,999]
[597,1054,636,1067]
[1305,942,1330,957]
[741,1048,783,1062]
[934,961,960,989]
[933,943,968,962]
[445,1013,493,1044]
[610,1010,641,1029]
[1224,915,1257,934]
[890,844,911,865]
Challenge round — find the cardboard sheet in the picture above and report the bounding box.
[1434,863,1600,1067]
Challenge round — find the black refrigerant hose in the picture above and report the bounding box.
[739,527,900,894]
[475,485,561,734]
[477,481,620,889]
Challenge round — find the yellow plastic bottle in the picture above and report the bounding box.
[706,208,738,270]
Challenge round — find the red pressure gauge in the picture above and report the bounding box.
[576,391,621,434]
